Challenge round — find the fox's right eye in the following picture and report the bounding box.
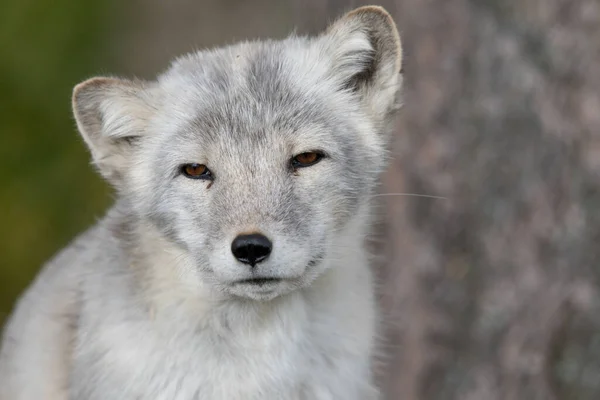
[181,163,212,180]
[291,151,325,169]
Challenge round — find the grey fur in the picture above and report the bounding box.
[0,6,403,399]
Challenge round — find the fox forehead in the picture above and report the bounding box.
[160,38,332,102]
[149,39,367,160]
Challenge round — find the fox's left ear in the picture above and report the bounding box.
[324,6,403,119]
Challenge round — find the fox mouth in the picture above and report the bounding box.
[231,255,325,288]
[236,277,281,285]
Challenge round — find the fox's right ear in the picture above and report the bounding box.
[72,77,157,185]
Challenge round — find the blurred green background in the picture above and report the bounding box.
[0,0,117,326]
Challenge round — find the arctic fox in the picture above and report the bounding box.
[0,6,403,399]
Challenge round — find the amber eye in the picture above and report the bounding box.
[181,163,212,179]
[291,152,324,168]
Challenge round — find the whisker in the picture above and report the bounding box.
[372,192,447,200]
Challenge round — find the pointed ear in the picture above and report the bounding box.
[72,77,157,185]
[324,6,403,120]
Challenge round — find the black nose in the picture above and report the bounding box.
[231,233,272,266]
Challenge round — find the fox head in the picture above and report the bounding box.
[72,6,403,301]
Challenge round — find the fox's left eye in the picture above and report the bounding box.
[291,152,324,169]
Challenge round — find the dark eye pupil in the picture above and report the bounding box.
[188,165,202,174]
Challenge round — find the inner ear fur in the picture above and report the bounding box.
[72,77,155,184]
[326,6,403,91]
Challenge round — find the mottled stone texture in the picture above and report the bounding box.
[297,1,600,399]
